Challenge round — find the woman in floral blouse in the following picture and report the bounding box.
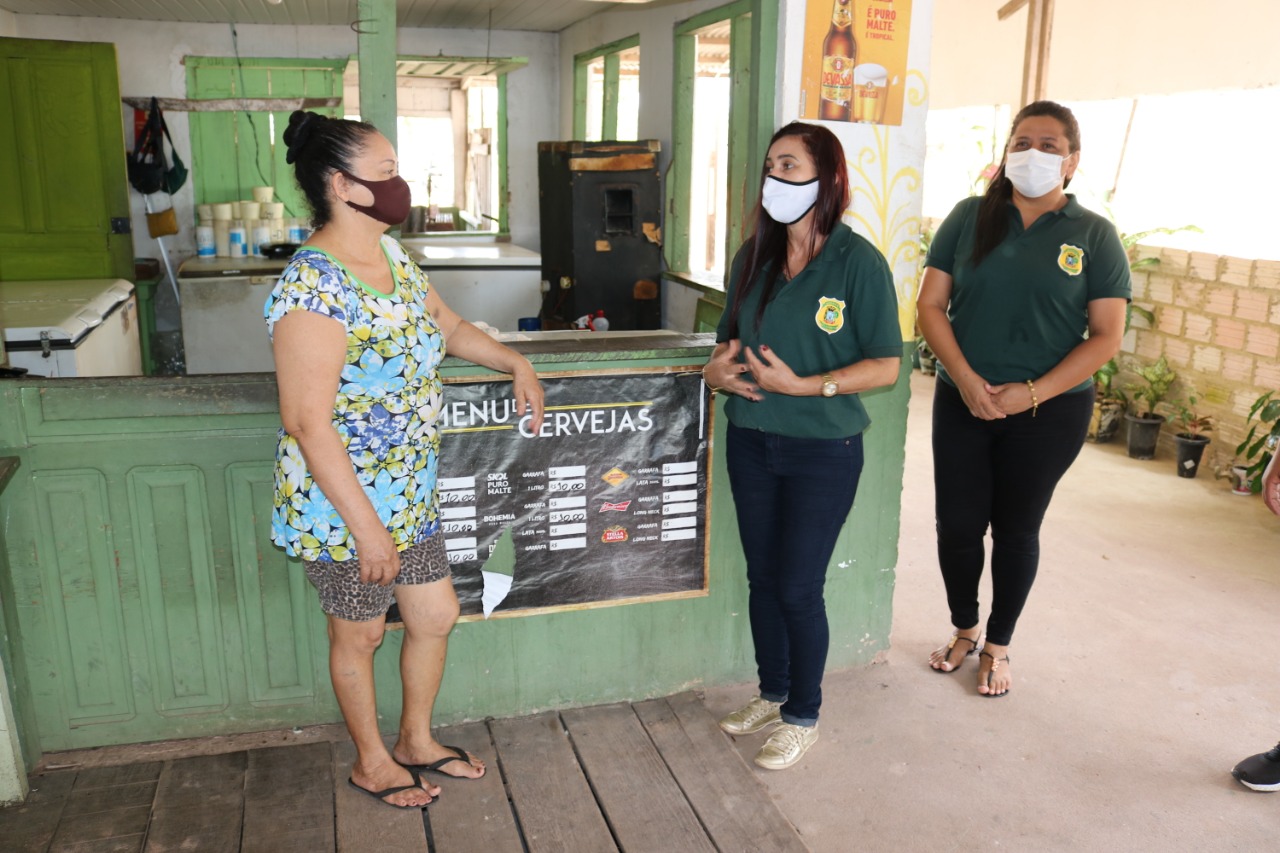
[265,111,543,810]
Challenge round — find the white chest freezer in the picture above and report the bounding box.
[0,279,143,378]
[177,257,287,375]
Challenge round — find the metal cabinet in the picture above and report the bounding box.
[537,141,663,331]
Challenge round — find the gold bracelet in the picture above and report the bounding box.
[1025,379,1039,417]
[701,368,721,394]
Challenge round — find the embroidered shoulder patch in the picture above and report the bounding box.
[1058,244,1084,276]
[815,296,846,334]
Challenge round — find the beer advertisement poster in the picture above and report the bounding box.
[438,370,711,619]
[801,0,913,127]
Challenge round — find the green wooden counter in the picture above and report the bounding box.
[0,456,34,803]
[0,332,910,757]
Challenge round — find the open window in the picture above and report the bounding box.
[345,57,525,233]
[187,55,524,234]
[667,1,755,287]
[574,36,641,142]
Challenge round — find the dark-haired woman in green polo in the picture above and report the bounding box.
[702,122,901,769]
[919,100,1130,697]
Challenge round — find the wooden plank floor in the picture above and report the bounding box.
[0,692,808,853]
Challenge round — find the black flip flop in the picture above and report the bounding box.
[402,745,484,778]
[347,777,433,809]
[979,651,1011,698]
[933,633,980,673]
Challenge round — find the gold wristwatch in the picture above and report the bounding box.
[820,373,839,398]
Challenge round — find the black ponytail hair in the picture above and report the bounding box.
[971,100,1081,268]
[283,110,379,229]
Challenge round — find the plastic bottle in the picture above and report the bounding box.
[590,310,609,332]
[196,224,216,258]
[229,219,248,258]
[252,220,271,257]
[287,217,307,244]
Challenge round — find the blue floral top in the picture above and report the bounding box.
[264,235,445,562]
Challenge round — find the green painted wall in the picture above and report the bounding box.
[0,341,909,755]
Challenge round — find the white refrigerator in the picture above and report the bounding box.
[0,279,143,378]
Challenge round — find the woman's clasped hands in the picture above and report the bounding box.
[956,374,1037,420]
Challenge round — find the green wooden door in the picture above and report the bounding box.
[0,37,132,281]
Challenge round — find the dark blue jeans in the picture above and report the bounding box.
[725,423,864,726]
[932,379,1094,646]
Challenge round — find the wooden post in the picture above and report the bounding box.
[997,0,1055,107]
[356,0,398,146]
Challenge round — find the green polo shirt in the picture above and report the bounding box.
[925,194,1130,391]
[715,224,902,439]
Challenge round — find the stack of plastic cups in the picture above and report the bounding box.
[212,203,233,257]
[196,204,215,258]
[240,201,263,257]
[266,202,286,246]
[250,188,275,256]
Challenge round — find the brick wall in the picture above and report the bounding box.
[1125,246,1280,472]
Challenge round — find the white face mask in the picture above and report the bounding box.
[761,176,819,224]
[1003,148,1067,198]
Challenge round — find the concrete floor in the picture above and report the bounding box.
[704,371,1280,853]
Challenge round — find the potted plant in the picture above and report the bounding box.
[1086,221,1197,442]
[915,336,936,376]
[1123,355,1176,459]
[1233,390,1280,495]
[1088,358,1126,443]
[1087,300,1154,444]
[1170,390,1214,478]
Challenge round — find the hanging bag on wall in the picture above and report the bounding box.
[127,97,167,195]
[145,204,179,238]
[160,115,188,195]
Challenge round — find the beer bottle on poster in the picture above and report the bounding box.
[819,0,856,121]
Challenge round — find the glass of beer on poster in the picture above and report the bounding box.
[852,63,891,124]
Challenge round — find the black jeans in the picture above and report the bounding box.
[725,423,864,725]
[931,379,1093,646]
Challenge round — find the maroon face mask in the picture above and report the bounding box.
[341,172,412,226]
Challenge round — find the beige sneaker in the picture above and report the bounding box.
[717,696,783,735]
[753,723,819,770]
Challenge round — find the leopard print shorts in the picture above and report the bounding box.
[303,534,450,622]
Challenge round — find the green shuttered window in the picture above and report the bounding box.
[186,57,346,219]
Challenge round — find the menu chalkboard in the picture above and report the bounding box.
[438,370,711,618]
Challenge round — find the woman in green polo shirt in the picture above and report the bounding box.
[702,122,902,769]
[919,100,1130,697]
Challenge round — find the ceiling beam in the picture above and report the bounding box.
[998,0,1054,107]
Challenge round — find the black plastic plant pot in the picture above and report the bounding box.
[1124,412,1165,460]
[1173,433,1210,478]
